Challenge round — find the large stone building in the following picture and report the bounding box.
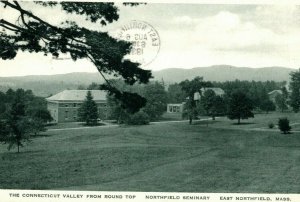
[46,90,108,123]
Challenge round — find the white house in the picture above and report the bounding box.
[167,103,184,113]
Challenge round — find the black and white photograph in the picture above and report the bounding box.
[0,0,300,201]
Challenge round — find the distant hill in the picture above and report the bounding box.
[0,72,106,97]
[0,65,295,97]
[152,65,294,83]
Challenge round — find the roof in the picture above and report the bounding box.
[268,90,282,95]
[200,87,225,96]
[46,90,107,102]
[194,87,225,100]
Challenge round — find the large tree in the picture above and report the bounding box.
[201,89,226,120]
[106,80,167,123]
[227,91,254,124]
[0,1,151,113]
[260,99,276,114]
[179,77,211,124]
[78,91,99,125]
[167,83,186,104]
[0,88,53,151]
[275,93,288,112]
[142,81,168,121]
[290,69,300,113]
[0,89,31,153]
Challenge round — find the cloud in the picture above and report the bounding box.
[254,5,300,32]
[194,11,279,52]
[2,3,300,76]
[148,8,300,70]
[169,9,300,54]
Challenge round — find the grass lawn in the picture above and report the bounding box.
[0,112,300,193]
[215,112,300,133]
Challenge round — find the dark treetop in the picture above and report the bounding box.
[0,1,152,113]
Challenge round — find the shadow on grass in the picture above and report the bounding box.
[232,122,255,125]
[30,134,52,138]
[80,122,106,127]
[1,150,45,158]
[193,120,220,125]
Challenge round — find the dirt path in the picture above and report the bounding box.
[47,118,300,134]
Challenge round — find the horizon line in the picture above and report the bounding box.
[0,65,297,78]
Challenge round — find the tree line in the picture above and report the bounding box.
[84,69,300,126]
[168,69,300,124]
[85,80,168,125]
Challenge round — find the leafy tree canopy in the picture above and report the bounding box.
[275,93,288,112]
[0,89,31,152]
[141,81,168,121]
[0,88,54,151]
[260,99,276,114]
[179,77,212,124]
[167,83,186,104]
[0,1,152,113]
[201,89,226,120]
[290,69,300,113]
[227,90,254,124]
[78,90,99,125]
[278,118,291,134]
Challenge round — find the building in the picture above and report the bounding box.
[167,87,225,114]
[167,103,184,113]
[46,90,109,123]
[268,90,283,103]
[194,87,225,101]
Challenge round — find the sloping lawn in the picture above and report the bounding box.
[0,115,300,193]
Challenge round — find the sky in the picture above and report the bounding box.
[1,2,300,76]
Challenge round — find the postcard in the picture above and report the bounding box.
[0,0,300,201]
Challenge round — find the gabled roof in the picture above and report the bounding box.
[200,87,225,96]
[46,90,107,101]
[268,90,282,95]
[194,87,225,100]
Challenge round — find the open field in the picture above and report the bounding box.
[200,112,300,130]
[0,112,300,193]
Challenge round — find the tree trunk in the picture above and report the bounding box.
[189,115,192,125]
[118,111,123,124]
[212,115,215,120]
[17,142,20,153]
[238,117,241,124]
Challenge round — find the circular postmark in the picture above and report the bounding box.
[116,20,160,67]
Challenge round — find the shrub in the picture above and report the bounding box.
[278,118,291,134]
[268,122,274,129]
[127,111,150,125]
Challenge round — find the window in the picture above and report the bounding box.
[169,105,180,113]
[73,103,76,107]
[65,111,69,119]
